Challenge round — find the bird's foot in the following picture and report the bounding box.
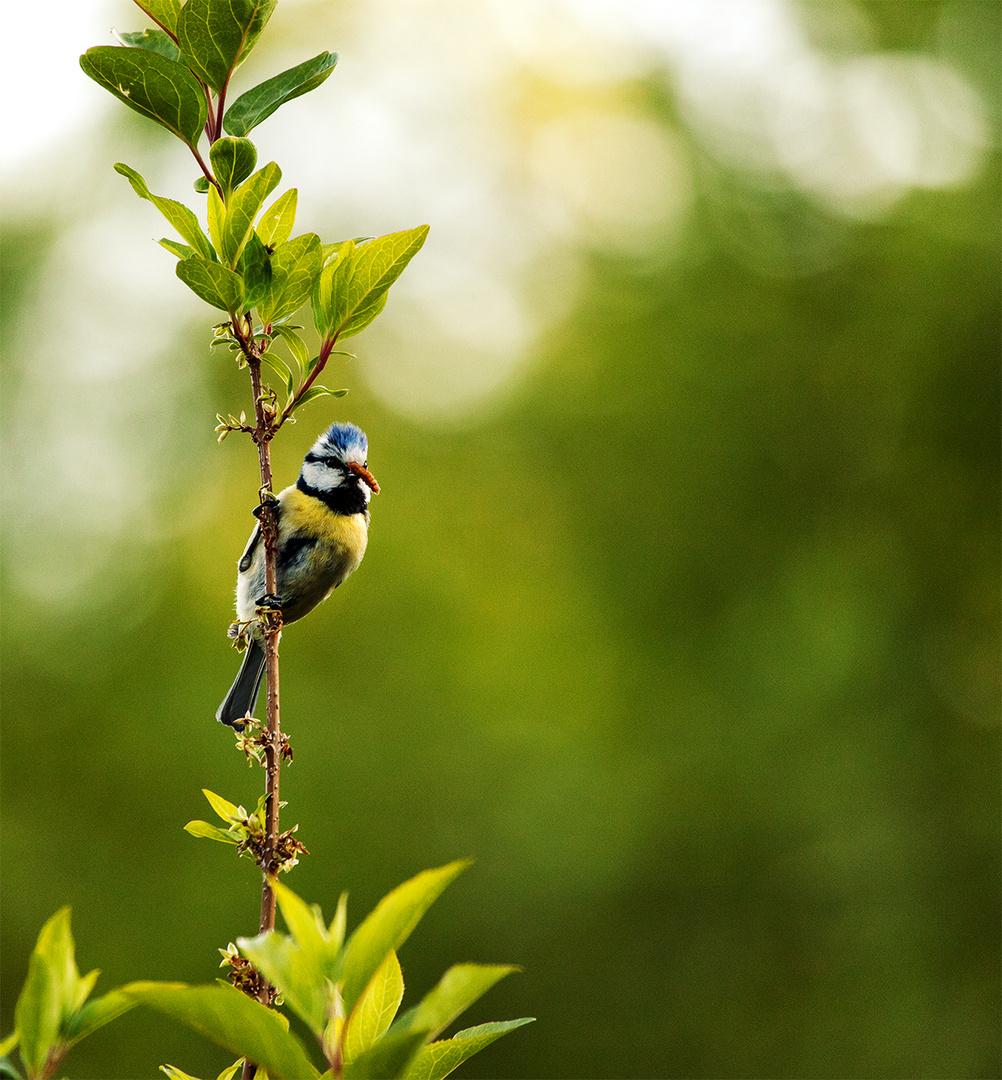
[252,495,279,519]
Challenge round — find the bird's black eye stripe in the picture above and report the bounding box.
[304,452,348,472]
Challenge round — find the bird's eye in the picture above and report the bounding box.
[363,460,368,469]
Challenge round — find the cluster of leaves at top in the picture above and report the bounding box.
[80,0,429,427]
[2,865,532,1080]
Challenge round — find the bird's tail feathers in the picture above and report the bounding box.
[216,638,266,730]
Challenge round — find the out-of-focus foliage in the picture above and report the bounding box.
[1,1,998,1078]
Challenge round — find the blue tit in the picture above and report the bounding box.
[216,421,379,729]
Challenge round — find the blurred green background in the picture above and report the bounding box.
[1,1,999,1077]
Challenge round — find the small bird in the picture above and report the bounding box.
[216,421,379,728]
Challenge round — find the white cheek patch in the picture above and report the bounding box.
[301,460,344,491]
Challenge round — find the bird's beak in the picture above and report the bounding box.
[347,461,380,493]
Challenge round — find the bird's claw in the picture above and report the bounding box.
[252,496,279,519]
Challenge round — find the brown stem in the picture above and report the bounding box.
[247,352,282,946]
[190,142,223,198]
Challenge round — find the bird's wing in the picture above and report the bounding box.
[238,524,262,573]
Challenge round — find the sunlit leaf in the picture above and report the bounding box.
[184,820,240,844]
[339,862,469,1019]
[64,990,136,1047]
[122,981,319,1080]
[72,968,101,1014]
[115,28,182,62]
[270,324,310,375]
[257,233,322,324]
[236,930,326,1036]
[221,162,282,266]
[13,908,76,1076]
[312,240,353,338]
[335,226,429,341]
[160,1065,202,1080]
[257,189,297,250]
[223,51,338,136]
[80,46,206,147]
[272,878,328,955]
[292,386,348,411]
[114,163,215,260]
[207,185,226,261]
[330,893,348,954]
[132,0,183,36]
[176,256,245,312]
[400,1019,536,1080]
[344,951,404,1064]
[177,0,278,93]
[158,237,195,259]
[402,965,519,1043]
[202,789,242,823]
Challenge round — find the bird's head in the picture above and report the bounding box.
[299,422,379,503]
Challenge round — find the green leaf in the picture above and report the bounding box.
[133,0,183,35]
[158,237,195,259]
[207,184,226,260]
[210,136,258,198]
[14,908,76,1076]
[330,893,349,954]
[217,1062,245,1080]
[63,989,136,1047]
[269,324,310,374]
[115,29,182,62]
[257,189,298,250]
[202,789,242,823]
[221,162,282,267]
[177,0,278,93]
[272,879,328,955]
[223,51,338,137]
[238,232,273,310]
[80,46,206,147]
[339,862,469,1019]
[293,386,348,412]
[176,256,245,312]
[344,951,404,1065]
[122,981,320,1080]
[343,1028,429,1080]
[114,163,215,260]
[237,931,326,1036]
[160,1066,202,1080]
[0,1055,23,1080]
[312,240,354,338]
[400,1019,536,1080]
[404,965,519,1043]
[0,1034,16,1057]
[261,352,295,400]
[184,820,240,843]
[335,226,429,341]
[72,968,100,1014]
[257,233,322,324]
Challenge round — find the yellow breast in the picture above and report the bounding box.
[278,485,369,555]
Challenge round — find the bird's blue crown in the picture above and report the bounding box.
[313,421,367,460]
